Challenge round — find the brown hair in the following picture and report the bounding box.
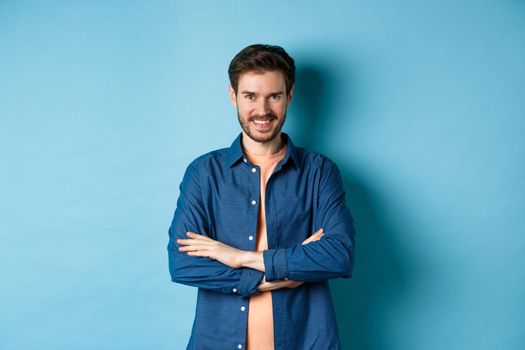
[228,44,296,95]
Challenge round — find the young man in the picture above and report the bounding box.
[167,44,356,350]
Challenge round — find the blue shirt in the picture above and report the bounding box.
[167,132,356,350]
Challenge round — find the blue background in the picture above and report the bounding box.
[1,1,524,349]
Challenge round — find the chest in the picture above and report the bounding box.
[202,164,321,249]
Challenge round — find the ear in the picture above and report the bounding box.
[287,84,295,106]
[228,84,237,107]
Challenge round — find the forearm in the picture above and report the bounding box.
[236,228,324,272]
[168,240,264,297]
[239,250,265,272]
[263,233,354,282]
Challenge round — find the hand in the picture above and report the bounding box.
[177,232,244,269]
[302,228,324,245]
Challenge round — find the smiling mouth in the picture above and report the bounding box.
[251,118,275,129]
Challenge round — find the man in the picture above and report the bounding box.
[167,44,356,350]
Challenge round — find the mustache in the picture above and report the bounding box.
[249,113,277,121]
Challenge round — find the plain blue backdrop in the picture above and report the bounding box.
[1,1,524,349]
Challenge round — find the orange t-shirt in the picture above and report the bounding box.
[244,144,288,350]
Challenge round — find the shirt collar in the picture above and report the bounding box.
[226,132,300,169]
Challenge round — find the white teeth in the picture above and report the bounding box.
[253,119,271,124]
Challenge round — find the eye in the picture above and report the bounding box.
[270,94,282,101]
[245,94,255,101]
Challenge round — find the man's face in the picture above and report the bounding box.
[229,70,293,144]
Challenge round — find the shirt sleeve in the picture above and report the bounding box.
[167,161,264,298]
[263,157,356,282]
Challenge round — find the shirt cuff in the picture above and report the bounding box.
[237,268,264,297]
[263,248,288,281]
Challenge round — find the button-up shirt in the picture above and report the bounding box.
[167,132,356,350]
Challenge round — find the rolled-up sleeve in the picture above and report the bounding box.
[167,161,264,297]
[263,157,356,282]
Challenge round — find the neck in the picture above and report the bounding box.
[241,131,285,156]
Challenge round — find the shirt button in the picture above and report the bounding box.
[248,235,254,241]
[232,288,237,293]
[251,200,257,206]
[243,158,247,163]
[240,306,246,311]
[251,167,257,173]
[238,345,243,349]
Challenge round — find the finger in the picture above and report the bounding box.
[187,232,210,240]
[187,250,212,257]
[302,230,324,245]
[177,238,214,246]
[178,245,210,252]
[312,229,325,239]
[302,235,316,245]
[177,244,214,252]
[178,241,212,250]
[312,232,323,239]
[309,229,324,239]
[301,237,311,245]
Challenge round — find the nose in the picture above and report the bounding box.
[254,98,271,116]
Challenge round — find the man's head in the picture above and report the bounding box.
[228,44,296,144]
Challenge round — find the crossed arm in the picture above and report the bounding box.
[177,228,324,292]
[168,158,355,297]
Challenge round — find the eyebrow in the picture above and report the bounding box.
[240,90,284,96]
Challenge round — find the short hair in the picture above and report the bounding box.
[228,44,296,95]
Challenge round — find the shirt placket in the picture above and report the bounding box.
[264,162,288,350]
[234,156,262,350]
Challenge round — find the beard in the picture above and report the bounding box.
[237,109,287,144]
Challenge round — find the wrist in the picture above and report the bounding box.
[239,250,255,268]
[238,250,265,272]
